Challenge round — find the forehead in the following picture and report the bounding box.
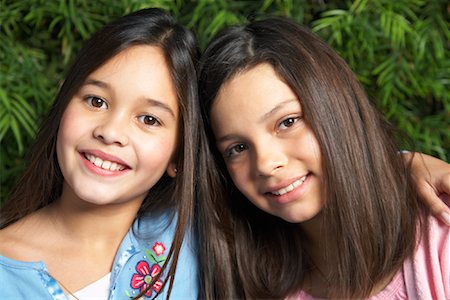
[213,63,297,116]
[84,45,179,114]
[88,45,171,84]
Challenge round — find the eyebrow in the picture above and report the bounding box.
[216,134,237,145]
[84,78,109,89]
[258,99,299,124]
[143,98,176,118]
[83,79,176,118]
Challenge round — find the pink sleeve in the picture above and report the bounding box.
[403,215,450,299]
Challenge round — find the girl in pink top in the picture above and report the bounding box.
[197,17,450,299]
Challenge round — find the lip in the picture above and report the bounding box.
[265,174,309,193]
[79,149,131,176]
[264,173,311,204]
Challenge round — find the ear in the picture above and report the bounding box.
[166,162,178,178]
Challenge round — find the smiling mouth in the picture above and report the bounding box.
[84,153,127,171]
[270,174,308,196]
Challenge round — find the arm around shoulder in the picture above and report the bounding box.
[406,152,450,226]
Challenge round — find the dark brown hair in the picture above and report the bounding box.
[198,17,425,298]
[1,8,201,298]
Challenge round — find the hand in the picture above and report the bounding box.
[405,152,450,226]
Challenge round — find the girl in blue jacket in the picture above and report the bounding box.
[0,8,201,299]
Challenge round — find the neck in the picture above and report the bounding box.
[299,212,334,297]
[298,211,399,298]
[44,190,142,248]
[299,211,328,253]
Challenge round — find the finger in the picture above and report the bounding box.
[416,183,450,226]
[437,194,450,226]
[435,172,450,195]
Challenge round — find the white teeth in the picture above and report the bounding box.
[94,157,102,167]
[271,176,307,196]
[101,160,111,169]
[87,154,96,164]
[85,154,126,171]
[110,162,119,170]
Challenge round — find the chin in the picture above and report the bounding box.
[75,189,120,206]
[280,215,310,224]
[278,210,322,224]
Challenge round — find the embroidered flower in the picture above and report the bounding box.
[128,242,168,298]
[152,242,166,256]
[130,261,164,297]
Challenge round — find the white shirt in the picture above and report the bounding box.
[68,273,111,300]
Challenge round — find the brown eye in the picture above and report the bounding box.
[86,96,107,109]
[282,118,295,127]
[138,115,161,126]
[225,143,248,158]
[279,116,301,130]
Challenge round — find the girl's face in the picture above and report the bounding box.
[211,63,323,223]
[57,45,179,207]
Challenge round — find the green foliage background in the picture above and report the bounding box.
[1,0,449,203]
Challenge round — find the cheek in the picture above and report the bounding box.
[56,104,97,171]
[294,129,322,167]
[227,164,252,193]
[306,131,322,167]
[57,109,85,150]
[56,112,75,158]
[135,135,178,170]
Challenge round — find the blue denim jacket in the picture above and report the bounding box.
[0,211,198,299]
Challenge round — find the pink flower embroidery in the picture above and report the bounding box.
[152,242,166,256]
[130,261,164,297]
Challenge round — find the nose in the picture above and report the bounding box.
[253,140,287,176]
[93,114,129,146]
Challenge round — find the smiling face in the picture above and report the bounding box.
[211,63,323,223]
[56,45,179,207]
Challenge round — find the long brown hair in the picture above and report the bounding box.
[198,17,425,298]
[1,8,201,298]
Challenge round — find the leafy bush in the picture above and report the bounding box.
[1,0,448,203]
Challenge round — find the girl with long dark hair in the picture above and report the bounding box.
[0,8,202,299]
[198,17,449,299]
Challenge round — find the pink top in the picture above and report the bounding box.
[288,215,450,299]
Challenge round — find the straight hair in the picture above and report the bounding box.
[1,8,201,298]
[198,17,425,298]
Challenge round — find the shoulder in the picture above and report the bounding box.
[0,210,54,261]
[132,209,198,263]
[415,214,450,266]
[0,254,54,299]
[402,214,450,299]
[0,217,33,259]
[421,214,450,251]
[110,210,199,299]
[136,210,177,232]
[134,209,196,243]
